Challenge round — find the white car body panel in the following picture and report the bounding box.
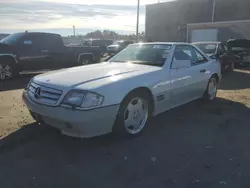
[23,42,221,138]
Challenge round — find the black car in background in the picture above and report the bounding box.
[0,32,101,80]
[83,39,113,56]
[227,39,250,67]
[107,40,134,55]
[193,41,235,72]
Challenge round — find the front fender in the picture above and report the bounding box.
[0,53,18,65]
[0,54,18,64]
[88,69,166,107]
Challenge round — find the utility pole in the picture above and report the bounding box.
[73,25,76,37]
[212,0,216,22]
[136,0,140,42]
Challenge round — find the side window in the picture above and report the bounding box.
[174,46,191,61]
[43,35,64,51]
[23,40,32,45]
[34,35,50,49]
[21,34,40,46]
[20,34,63,52]
[194,49,207,64]
[174,45,207,65]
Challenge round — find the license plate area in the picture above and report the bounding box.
[29,110,42,122]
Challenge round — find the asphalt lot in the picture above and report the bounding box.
[0,68,250,188]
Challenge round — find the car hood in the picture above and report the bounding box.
[227,39,250,48]
[34,62,159,88]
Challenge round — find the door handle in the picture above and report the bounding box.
[41,49,49,53]
[200,69,206,73]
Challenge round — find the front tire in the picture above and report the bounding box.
[100,51,105,57]
[203,76,218,101]
[81,60,90,65]
[113,92,152,136]
[0,62,18,81]
[230,61,235,72]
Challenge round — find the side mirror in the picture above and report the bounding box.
[171,58,191,69]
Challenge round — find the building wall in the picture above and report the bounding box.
[145,0,250,42]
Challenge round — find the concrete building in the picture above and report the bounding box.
[145,0,250,42]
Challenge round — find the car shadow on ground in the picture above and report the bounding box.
[219,68,250,90]
[0,97,249,155]
[0,73,37,92]
[1,97,250,187]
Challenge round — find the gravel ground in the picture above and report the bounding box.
[0,68,250,188]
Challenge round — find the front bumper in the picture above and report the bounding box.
[22,91,120,138]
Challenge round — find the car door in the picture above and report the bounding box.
[42,34,66,69]
[170,45,209,107]
[191,46,211,96]
[218,43,232,70]
[18,34,47,71]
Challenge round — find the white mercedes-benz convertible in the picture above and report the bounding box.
[23,42,221,138]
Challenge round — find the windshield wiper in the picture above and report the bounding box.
[130,61,162,66]
[109,60,126,63]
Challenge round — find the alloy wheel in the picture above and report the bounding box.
[0,64,12,81]
[208,78,217,100]
[123,97,149,135]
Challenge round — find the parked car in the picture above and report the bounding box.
[84,39,113,56]
[227,39,250,67]
[192,41,235,72]
[0,32,101,80]
[107,40,134,54]
[23,42,221,138]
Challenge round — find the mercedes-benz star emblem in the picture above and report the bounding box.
[34,87,41,99]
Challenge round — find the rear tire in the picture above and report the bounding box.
[81,60,90,65]
[230,61,235,72]
[202,76,218,102]
[78,54,94,65]
[113,91,152,136]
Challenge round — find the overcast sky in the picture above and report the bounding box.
[0,0,171,35]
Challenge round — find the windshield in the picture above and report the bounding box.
[0,33,24,45]
[194,43,217,54]
[108,44,172,66]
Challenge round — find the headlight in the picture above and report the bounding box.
[61,90,104,109]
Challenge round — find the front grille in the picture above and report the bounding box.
[27,82,63,106]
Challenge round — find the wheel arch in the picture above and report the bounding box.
[120,86,155,113]
[0,54,18,64]
[211,73,219,82]
[78,53,95,63]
